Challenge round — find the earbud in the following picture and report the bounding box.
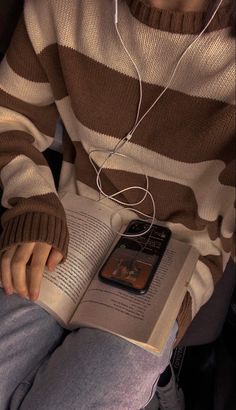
[114,0,118,24]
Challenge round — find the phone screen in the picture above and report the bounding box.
[99,220,171,293]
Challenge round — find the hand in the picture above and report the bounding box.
[0,242,63,301]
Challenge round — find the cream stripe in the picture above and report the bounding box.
[0,107,53,151]
[0,155,57,208]
[0,58,53,106]
[165,222,225,257]
[58,161,77,195]
[222,209,235,239]
[25,0,235,104]
[56,98,80,141]
[188,261,214,318]
[165,222,232,297]
[57,98,235,230]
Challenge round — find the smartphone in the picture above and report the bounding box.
[99,220,171,294]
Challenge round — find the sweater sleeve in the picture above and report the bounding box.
[0,14,69,258]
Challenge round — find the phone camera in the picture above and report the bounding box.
[128,222,150,234]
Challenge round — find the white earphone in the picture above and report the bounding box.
[114,0,119,24]
[89,0,224,237]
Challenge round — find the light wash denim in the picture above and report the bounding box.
[0,289,177,410]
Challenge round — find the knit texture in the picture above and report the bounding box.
[0,0,234,340]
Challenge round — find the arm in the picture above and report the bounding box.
[0,13,69,298]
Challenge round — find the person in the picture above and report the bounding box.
[0,0,234,409]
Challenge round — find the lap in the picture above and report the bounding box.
[0,289,177,410]
[19,326,177,410]
[0,289,65,409]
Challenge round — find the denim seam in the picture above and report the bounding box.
[141,374,160,409]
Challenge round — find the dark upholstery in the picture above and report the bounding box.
[180,258,236,346]
[0,0,23,56]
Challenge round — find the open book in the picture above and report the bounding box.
[36,193,199,354]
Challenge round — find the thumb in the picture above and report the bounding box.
[46,248,63,271]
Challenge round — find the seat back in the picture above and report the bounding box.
[179,258,236,346]
[0,0,23,57]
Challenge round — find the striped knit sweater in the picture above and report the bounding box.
[0,0,235,341]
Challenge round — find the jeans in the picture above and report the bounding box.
[0,289,177,410]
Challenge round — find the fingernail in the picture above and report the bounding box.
[30,292,39,301]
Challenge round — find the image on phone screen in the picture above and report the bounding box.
[99,220,171,294]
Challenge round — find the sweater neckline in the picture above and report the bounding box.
[125,0,233,34]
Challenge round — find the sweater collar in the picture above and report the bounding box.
[125,0,233,34]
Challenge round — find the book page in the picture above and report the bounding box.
[70,239,198,345]
[37,193,123,325]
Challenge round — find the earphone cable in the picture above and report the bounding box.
[88,0,224,237]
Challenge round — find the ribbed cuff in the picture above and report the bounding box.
[0,212,69,259]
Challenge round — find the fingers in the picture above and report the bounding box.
[28,242,52,301]
[47,248,63,271]
[0,245,17,295]
[11,242,35,298]
[1,243,34,297]
[0,242,61,301]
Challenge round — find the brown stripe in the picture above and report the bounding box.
[199,253,223,285]
[74,141,209,230]
[50,46,234,164]
[2,193,66,225]
[208,216,234,253]
[0,89,59,137]
[0,131,48,170]
[221,236,234,255]
[126,0,233,34]
[175,292,192,346]
[39,44,68,101]
[6,16,48,83]
[219,160,236,187]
